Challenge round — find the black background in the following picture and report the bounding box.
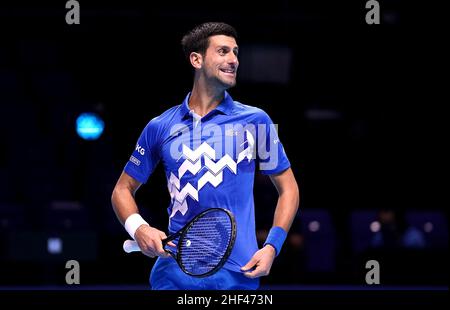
[0,0,445,291]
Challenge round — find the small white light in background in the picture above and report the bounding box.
[370,221,381,233]
[308,220,320,232]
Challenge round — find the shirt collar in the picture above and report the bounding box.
[181,91,234,119]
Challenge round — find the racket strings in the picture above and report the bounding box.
[181,222,231,257]
[179,213,233,274]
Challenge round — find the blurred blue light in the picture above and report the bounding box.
[76,113,104,140]
[48,237,62,254]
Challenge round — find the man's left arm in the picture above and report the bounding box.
[242,168,300,278]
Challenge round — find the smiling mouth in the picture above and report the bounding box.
[220,68,236,75]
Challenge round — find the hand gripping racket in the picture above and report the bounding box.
[123,208,236,277]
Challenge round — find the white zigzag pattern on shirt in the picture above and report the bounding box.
[167,173,198,202]
[170,200,188,218]
[182,143,216,161]
[197,170,223,190]
[168,130,254,218]
[204,154,237,175]
[178,157,201,178]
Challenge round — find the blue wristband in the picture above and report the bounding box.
[263,226,287,256]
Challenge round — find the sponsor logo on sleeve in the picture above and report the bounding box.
[130,155,141,166]
[135,143,145,155]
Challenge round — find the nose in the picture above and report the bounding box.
[228,54,238,66]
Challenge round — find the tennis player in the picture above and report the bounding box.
[111,22,300,290]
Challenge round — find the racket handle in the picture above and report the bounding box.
[123,240,140,253]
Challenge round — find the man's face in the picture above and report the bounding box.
[201,35,239,89]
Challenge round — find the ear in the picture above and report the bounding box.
[189,52,203,69]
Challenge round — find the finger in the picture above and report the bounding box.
[160,250,171,258]
[135,242,154,258]
[241,256,258,272]
[155,245,170,257]
[160,241,175,258]
[243,266,264,279]
[160,231,169,240]
[152,239,171,258]
[141,250,156,258]
[159,232,174,254]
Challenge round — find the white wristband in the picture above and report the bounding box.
[124,213,149,240]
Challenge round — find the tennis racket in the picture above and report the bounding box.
[123,208,236,277]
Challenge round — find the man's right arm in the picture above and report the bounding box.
[111,171,171,258]
[111,171,142,224]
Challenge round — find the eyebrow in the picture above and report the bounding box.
[217,45,239,51]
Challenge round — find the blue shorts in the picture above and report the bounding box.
[150,257,259,290]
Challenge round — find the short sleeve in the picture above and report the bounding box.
[255,111,291,175]
[124,119,162,183]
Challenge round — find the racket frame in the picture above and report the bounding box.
[162,208,237,278]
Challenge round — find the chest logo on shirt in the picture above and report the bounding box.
[168,130,255,218]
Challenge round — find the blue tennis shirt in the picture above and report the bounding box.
[124,91,290,272]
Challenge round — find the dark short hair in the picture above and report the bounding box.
[181,22,237,60]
